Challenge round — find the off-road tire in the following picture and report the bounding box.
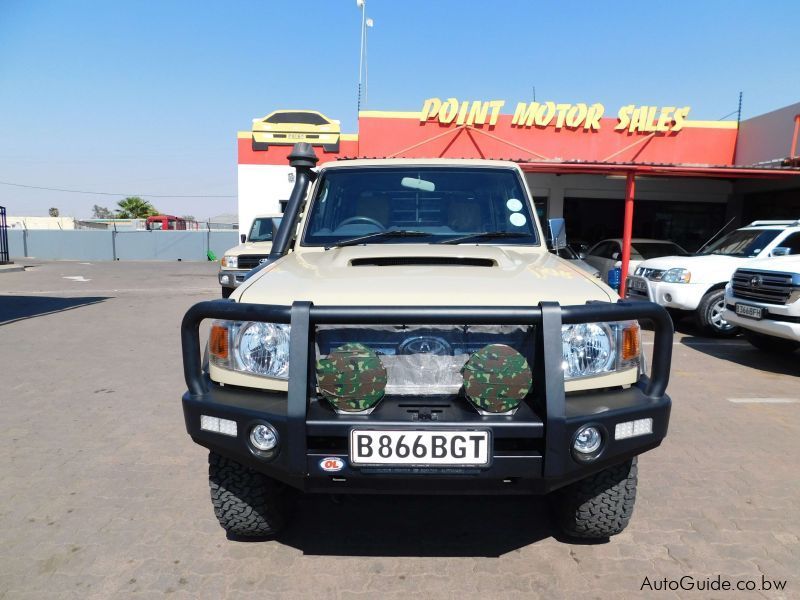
[221,286,233,299]
[743,330,800,354]
[695,289,738,337]
[208,452,285,537]
[553,458,637,539]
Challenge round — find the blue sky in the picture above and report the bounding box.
[1,0,798,219]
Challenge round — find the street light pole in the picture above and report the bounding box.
[357,0,366,113]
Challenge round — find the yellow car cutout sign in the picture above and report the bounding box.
[251,109,341,152]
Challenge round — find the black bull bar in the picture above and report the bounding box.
[181,299,672,484]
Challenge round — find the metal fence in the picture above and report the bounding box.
[7,229,239,262]
[0,206,9,264]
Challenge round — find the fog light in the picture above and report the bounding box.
[220,274,230,285]
[249,424,279,451]
[573,425,602,454]
[615,418,653,440]
[200,415,237,437]
[664,293,672,303]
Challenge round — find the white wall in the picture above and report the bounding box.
[7,216,76,230]
[237,164,295,237]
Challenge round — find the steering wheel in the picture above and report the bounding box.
[338,216,385,230]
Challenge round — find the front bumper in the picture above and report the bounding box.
[626,276,704,311]
[723,306,800,342]
[218,269,249,289]
[181,300,673,495]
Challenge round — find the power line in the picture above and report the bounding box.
[0,180,235,198]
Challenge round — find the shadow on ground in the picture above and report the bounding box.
[0,296,109,325]
[679,335,799,376]
[268,493,591,557]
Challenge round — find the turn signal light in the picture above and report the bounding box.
[209,324,229,359]
[621,323,640,361]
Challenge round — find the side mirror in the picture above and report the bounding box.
[612,252,620,260]
[240,234,246,243]
[547,218,567,250]
[771,247,792,256]
[578,252,587,260]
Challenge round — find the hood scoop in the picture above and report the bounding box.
[350,256,496,267]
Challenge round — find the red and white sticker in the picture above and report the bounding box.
[319,457,345,472]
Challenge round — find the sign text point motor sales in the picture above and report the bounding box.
[420,98,691,133]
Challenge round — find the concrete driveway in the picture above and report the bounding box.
[1,261,797,599]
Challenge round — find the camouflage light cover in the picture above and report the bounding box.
[316,342,387,412]
[461,344,532,413]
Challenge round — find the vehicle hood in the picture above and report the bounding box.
[238,245,616,306]
[737,255,800,273]
[225,241,273,256]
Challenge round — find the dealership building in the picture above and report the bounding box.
[237,99,800,252]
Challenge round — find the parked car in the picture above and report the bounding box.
[251,109,341,153]
[722,256,800,353]
[584,238,689,284]
[550,244,601,278]
[218,214,282,298]
[180,150,674,540]
[627,220,800,336]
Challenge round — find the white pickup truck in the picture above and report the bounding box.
[626,220,800,336]
[722,256,800,353]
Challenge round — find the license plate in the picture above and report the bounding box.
[286,133,307,139]
[629,278,647,291]
[349,429,490,467]
[735,303,763,320]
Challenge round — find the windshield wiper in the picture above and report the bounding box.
[328,230,432,249]
[436,231,529,245]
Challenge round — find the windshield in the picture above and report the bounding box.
[699,229,780,257]
[631,242,689,260]
[303,167,539,247]
[248,217,280,242]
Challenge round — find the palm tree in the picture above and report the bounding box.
[117,197,158,219]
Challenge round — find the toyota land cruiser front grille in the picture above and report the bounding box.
[731,268,795,305]
[237,255,270,270]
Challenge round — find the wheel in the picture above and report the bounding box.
[742,330,800,354]
[208,452,285,537]
[552,458,638,539]
[221,286,233,299]
[695,289,738,337]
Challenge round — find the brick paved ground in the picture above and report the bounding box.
[0,261,797,599]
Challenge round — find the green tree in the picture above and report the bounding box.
[92,205,114,219]
[117,196,158,219]
[48,207,60,217]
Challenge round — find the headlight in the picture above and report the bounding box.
[221,255,238,269]
[209,320,290,379]
[634,266,644,276]
[661,268,691,283]
[561,321,640,380]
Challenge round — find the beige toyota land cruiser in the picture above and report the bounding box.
[180,144,673,541]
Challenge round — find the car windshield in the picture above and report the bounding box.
[265,112,328,125]
[248,217,280,242]
[302,167,539,247]
[698,229,781,257]
[631,242,689,259]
